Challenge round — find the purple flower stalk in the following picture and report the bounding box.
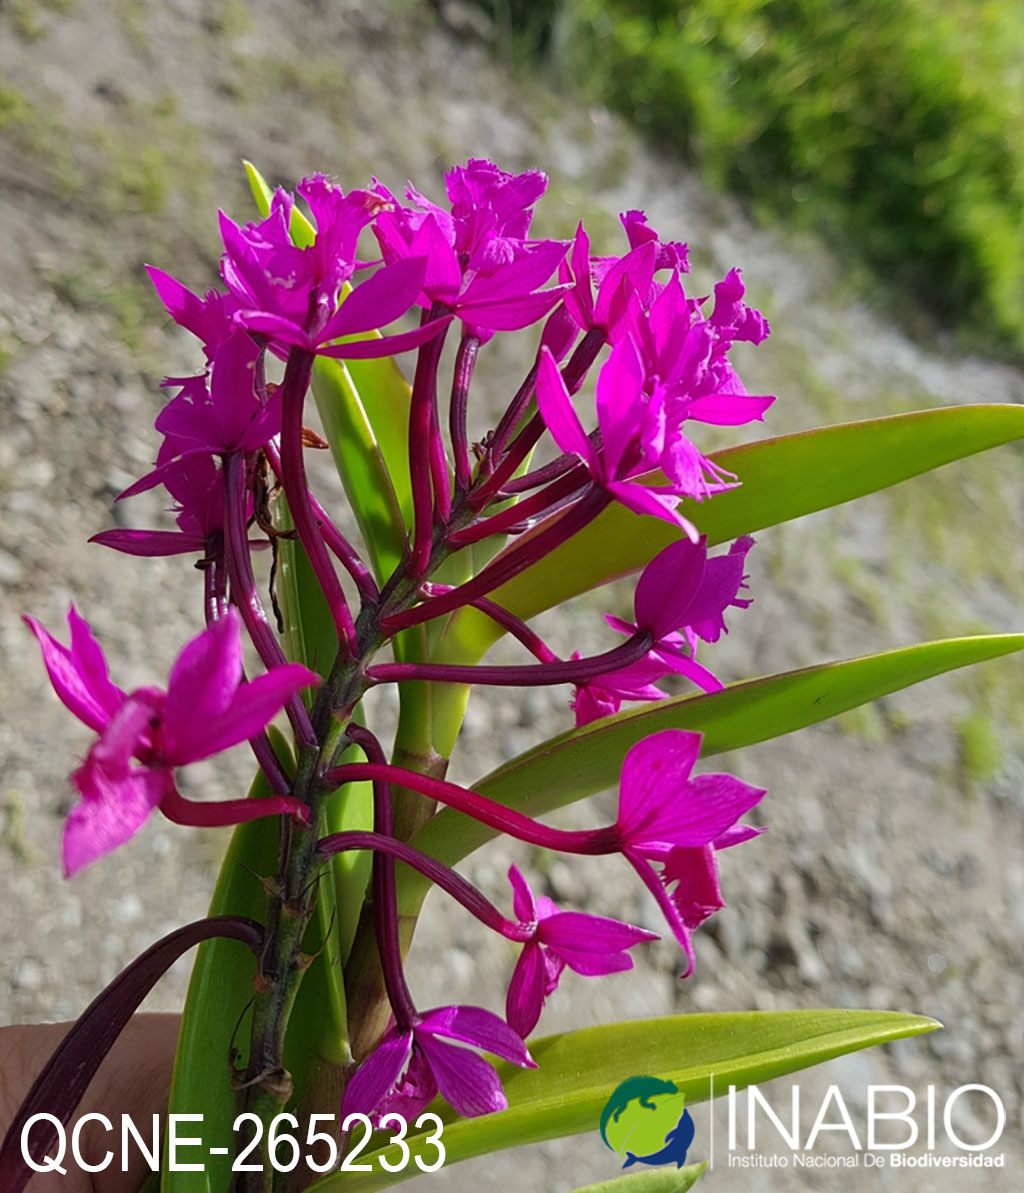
[328,726,762,976]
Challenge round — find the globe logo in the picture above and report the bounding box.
[599,1075,696,1169]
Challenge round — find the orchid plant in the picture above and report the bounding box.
[5,158,1024,1193]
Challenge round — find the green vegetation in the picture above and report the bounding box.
[468,0,1024,352]
[9,0,77,44]
[956,709,1004,783]
[0,78,33,131]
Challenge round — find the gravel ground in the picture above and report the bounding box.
[1,2,1022,1190]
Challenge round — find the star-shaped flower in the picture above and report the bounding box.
[341,1004,535,1122]
[535,340,697,533]
[572,537,755,725]
[505,865,657,1037]
[614,730,765,974]
[372,160,568,338]
[219,176,446,359]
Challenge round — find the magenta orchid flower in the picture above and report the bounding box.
[617,534,753,667]
[626,270,774,498]
[218,175,445,359]
[341,1004,535,1122]
[571,654,674,726]
[415,158,549,269]
[619,532,753,647]
[505,864,658,1038]
[614,729,765,974]
[25,607,318,876]
[572,536,755,726]
[152,329,281,457]
[372,160,569,338]
[111,329,281,509]
[96,327,277,539]
[535,340,699,533]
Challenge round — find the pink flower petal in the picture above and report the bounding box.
[415,1033,508,1119]
[539,911,659,957]
[234,311,312,349]
[549,946,635,977]
[340,1028,414,1120]
[606,481,699,540]
[317,318,452,359]
[460,287,569,333]
[685,536,754,643]
[506,942,546,1038]
[594,242,655,330]
[319,256,427,341]
[535,347,595,464]
[420,1004,533,1068]
[617,730,703,840]
[24,609,124,734]
[163,613,245,755]
[64,758,166,877]
[595,336,646,477]
[209,328,263,449]
[686,391,775,426]
[173,663,319,763]
[460,240,568,305]
[90,692,162,775]
[507,864,536,922]
[637,771,766,851]
[89,529,205,558]
[654,648,723,693]
[661,845,726,930]
[633,538,708,638]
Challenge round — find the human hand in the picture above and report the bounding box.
[0,1014,179,1193]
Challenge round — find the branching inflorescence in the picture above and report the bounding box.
[26,159,775,1162]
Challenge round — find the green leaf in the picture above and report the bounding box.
[445,404,1024,661]
[163,748,286,1193]
[403,633,1024,889]
[311,356,411,584]
[343,351,415,530]
[307,1010,938,1192]
[273,493,368,1072]
[275,493,339,682]
[244,159,315,246]
[571,1165,707,1193]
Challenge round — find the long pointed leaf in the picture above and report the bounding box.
[442,405,1024,662]
[244,158,315,245]
[404,633,1024,887]
[311,356,411,583]
[308,1010,938,1192]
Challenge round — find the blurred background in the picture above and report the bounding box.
[1,1,1023,1188]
